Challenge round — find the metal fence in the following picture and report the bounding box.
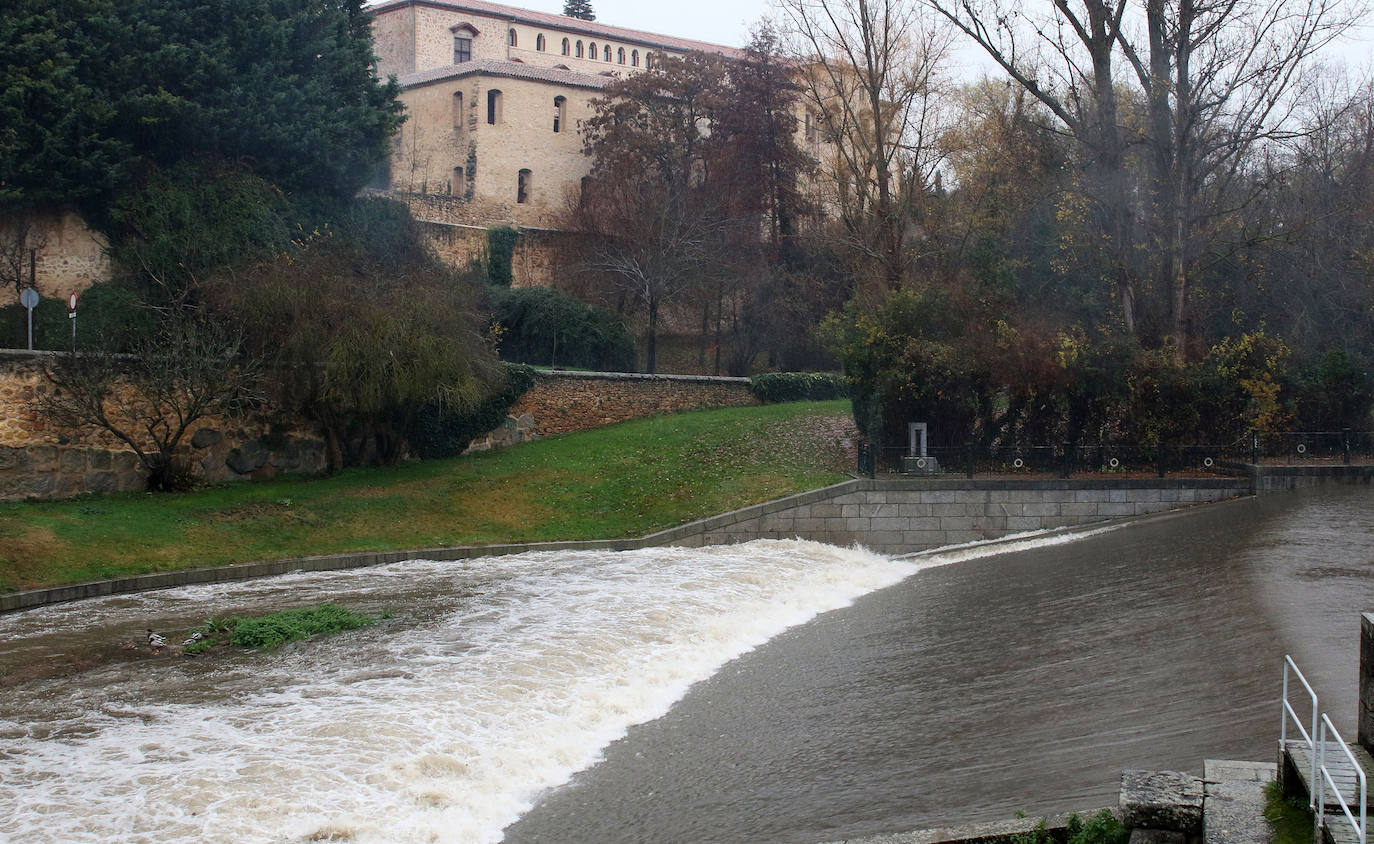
[858,430,1374,478]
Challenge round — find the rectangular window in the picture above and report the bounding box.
[454,37,472,64]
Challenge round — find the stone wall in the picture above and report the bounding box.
[0,358,753,500]
[2,210,109,299]
[508,370,756,437]
[405,203,576,288]
[0,351,326,500]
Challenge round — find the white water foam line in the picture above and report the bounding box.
[0,531,1108,844]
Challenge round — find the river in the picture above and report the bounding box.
[0,485,1370,843]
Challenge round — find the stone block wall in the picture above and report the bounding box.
[0,351,326,500]
[407,209,576,288]
[508,370,756,437]
[663,477,1254,555]
[0,357,754,500]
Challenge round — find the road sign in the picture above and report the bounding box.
[20,287,38,309]
[68,292,78,311]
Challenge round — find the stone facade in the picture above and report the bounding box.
[2,210,109,301]
[369,0,744,229]
[509,370,756,437]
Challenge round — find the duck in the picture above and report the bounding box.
[147,630,167,653]
[182,632,204,647]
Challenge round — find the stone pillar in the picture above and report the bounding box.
[1359,612,1374,751]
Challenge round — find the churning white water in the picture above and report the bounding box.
[0,539,929,844]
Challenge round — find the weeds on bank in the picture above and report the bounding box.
[1264,781,1315,844]
[182,604,377,655]
[1009,810,1130,844]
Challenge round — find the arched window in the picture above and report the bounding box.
[603,44,611,62]
[452,91,464,130]
[575,40,583,58]
[452,166,465,193]
[561,37,570,55]
[508,28,517,47]
[588,42,597,60]
[804,110,815,141]
[645,52,654,69]
[517,169,532,204]
[617,47,626,64]
[553,96,566,133]
[631,50,639,67]
[487,89,502,124]
[536,33,546,51]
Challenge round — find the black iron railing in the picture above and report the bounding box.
[858,430,1374,478]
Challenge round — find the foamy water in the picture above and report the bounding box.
[0,539,928,843]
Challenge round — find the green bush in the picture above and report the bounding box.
[490,286,636,372]
[406,363,538,459]
[749,372,849,403]
[229,604,374,650]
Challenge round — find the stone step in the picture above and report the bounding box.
[1203,760,1277,844]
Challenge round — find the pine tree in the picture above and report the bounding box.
[562,0,595,21]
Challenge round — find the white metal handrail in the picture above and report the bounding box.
[1318,713,1367,844]
[1283,654,1321,807]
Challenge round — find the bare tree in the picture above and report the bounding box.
[929,0,1366,355]
[0,214,46,300]
[35,315,264,491]
[778,0,956,292]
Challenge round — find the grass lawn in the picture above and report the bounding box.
[0,400,855,593]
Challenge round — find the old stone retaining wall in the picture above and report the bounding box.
[0,357,755,500]
[508,370,756,437]
[0,350,326,500]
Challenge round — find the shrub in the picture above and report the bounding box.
[406,363,538,459]
[490,286,636,371]
[485,226,520,287]
[229,604,374,650]
[749,372,849,403]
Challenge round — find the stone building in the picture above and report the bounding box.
[368,0,745,228]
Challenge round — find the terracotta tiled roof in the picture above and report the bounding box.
[366,0,745,58]
[399,58,616,89]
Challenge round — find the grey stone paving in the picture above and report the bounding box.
[1204,760,1276,844]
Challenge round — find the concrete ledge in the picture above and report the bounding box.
[822,808,1117,844]
[532,369,752,384]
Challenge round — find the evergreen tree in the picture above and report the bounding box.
[0,0,403,217]
[563,0,595,21]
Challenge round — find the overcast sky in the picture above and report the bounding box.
[518,0,771,46]
[513,0,1370,79]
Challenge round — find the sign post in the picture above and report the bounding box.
[68,292,78,346]
[20,287,38,350]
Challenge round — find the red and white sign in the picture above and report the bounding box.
[68,293,78,312]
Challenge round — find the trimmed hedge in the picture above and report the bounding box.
[407,363,537,459]
[749,372,849,403]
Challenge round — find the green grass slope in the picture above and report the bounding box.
[0,401,855,592]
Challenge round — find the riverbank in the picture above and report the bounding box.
[0,401,855,593]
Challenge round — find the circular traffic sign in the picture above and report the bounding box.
[68,292,78,311]
[20,287,38,309]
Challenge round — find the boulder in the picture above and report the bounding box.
[1121,770,1205,836]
